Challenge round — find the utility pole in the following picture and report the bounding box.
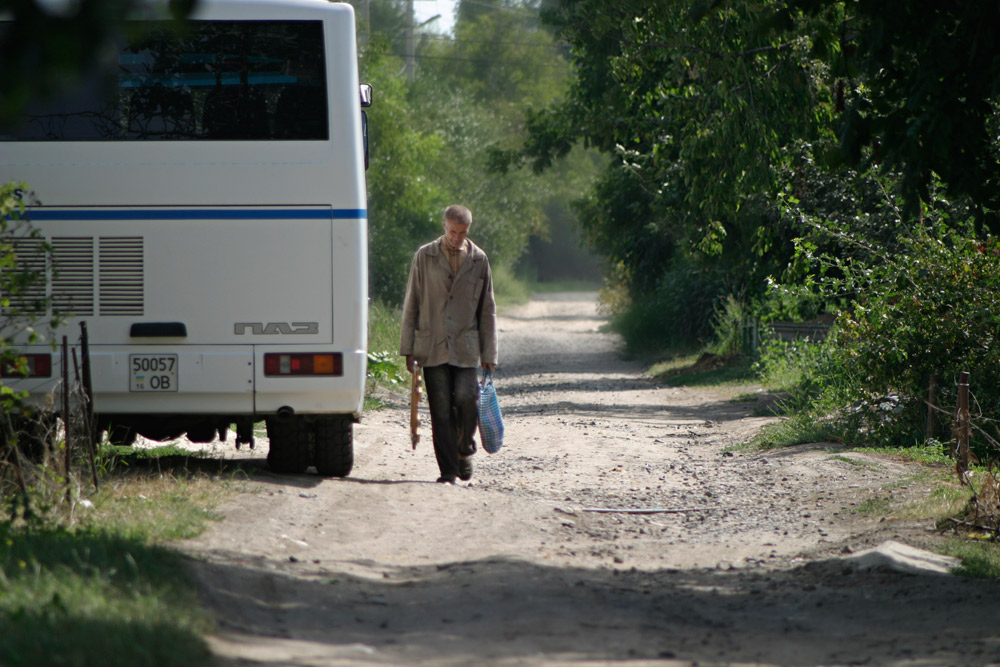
[405,0,416,80]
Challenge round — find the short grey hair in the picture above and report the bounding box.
[444,204,472,226]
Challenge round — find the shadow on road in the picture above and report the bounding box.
[192,552,1000,666]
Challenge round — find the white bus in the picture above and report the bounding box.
[0,0,370,476]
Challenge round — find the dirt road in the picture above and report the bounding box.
[183,293,1000,666]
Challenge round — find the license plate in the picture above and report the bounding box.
[129,354,178,392]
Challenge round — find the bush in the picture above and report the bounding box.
[608,257,726,356]
[788,213,1000,453]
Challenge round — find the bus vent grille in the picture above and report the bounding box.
[0,238,48,315]
[99,237,144,316]
[52,237,95,316]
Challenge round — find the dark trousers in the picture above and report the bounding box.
[423,364,479,479]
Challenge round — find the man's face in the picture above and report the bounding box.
[443,218,471,250]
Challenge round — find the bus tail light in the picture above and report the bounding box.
[264,353,342,377]
[1,354,53,378]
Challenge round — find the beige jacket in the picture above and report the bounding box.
[399,237,498,368]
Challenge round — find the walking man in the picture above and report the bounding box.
[400,205,498,483]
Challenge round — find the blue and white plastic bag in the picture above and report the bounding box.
[477,368,504,454]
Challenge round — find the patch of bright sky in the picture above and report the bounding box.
[413,0,457,34]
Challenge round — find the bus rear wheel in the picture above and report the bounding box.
[314,416,353,477]
[265,417,313,474]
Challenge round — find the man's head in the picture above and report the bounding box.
[443,204,472,250]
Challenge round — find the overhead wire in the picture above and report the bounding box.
[370,30,567,50]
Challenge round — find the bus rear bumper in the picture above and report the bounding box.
[5,344,366,419]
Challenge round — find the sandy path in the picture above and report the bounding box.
[181,292,1000,666]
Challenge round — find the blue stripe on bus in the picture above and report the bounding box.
[24,208,367,221]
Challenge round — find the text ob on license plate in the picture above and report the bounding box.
[129,354,178,392]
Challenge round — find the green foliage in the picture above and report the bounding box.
[447,0,571,107]
[791,0,1000,225]
[365,300,405,402]
[753,337,834,407]
[368,299,402,358]
[489,263,531,308]
[362,47,447,304]
[511,0,844,350]
[769,204,1000,451]
[606,255,727,356]
[0,0,196,129]
[707,295,751,358]
[0,182,60,423]
[945,541,1000,579]
[361,3,586,305]
[0,522,211,666]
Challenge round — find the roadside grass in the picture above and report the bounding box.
[491,263,532,307]
[747,413,843,450]
[0,523,212,667]
[943,541,1000,578]
[0,447,236,667]
[366,300,406,409]
[853,495,893,515]
[827,454,883,470]
[648,351,754,388]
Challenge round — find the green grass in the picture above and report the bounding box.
[853,496,893,515]
[943,540,1000,578]
[827,454,883,469]
[368,299,402,355]
[744,413,842,450]
[648,352,754,387]
[853,442,953,466]
[366,300,406,403]
[0,523,212,667]
[492,263,531,307]
[0,458,230,666]
[84,466,230,541]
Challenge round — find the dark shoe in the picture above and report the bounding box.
[458,457,473,481]
[436,475,456,484]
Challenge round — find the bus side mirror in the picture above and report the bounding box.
[362,110,369,170]
[360,84,371,170]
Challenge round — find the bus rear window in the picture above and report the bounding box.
[2,21,328,141]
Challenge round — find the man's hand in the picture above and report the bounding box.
[482,362,496,373]
[406,355,416,373]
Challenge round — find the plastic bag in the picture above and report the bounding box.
[477,368,504,454]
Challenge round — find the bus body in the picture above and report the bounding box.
[0,0,369,475]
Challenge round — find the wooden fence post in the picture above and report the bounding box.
[78,322,98,490]
[62,336,71,502]
[926,373,938,440]
[953,371,971,483]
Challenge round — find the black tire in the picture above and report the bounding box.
[265,417,313,474]
[8,413,53,462]
[107,423,137,447]
[313,416,353,477]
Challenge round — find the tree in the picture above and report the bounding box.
[361,0,587,304]
[503,0,840,347]
[0,183,59,433]
[0,0,195,127]
[794,0,1000,229]
[361,44,447,304]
